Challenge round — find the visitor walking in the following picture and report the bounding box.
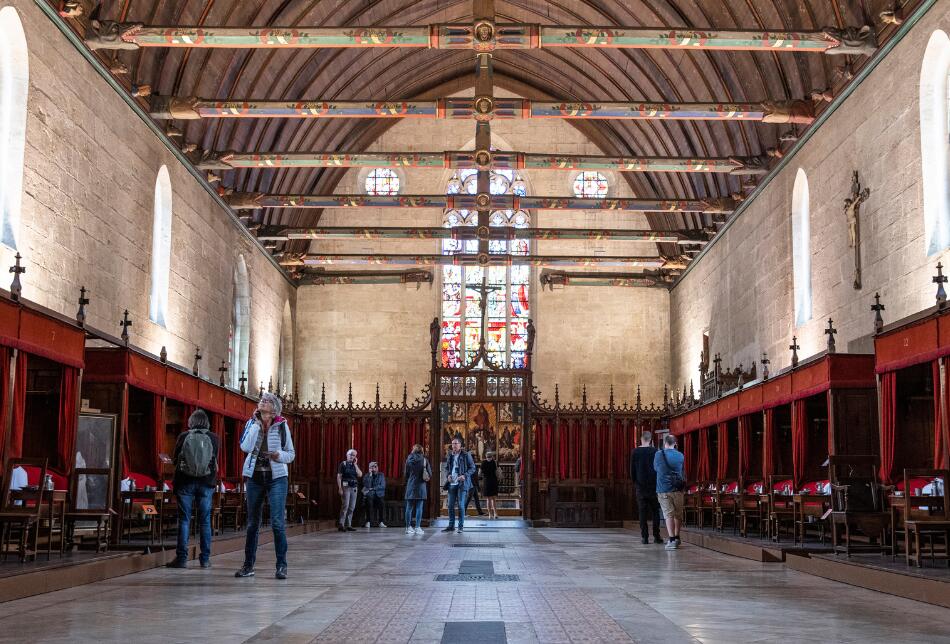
[481,452,499,519]
[168,409,219,569]
[404,444,431,535]
[464,462,486,516]
[442,438,475,533]
[654,434,686,550]
[337,449,362,532]
[362,461,387,528]
[630,430,663,544]
[235,393,296,579]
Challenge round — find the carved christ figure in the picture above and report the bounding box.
[843,171,870,290]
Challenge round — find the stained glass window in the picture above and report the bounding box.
[572,170,608,198]
[364,168,400,195]
[440,169,531,368]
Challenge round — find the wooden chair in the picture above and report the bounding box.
[768,474,795,542]
[64,468,113,552]
[714,481,739,534]
[220,480,244,531]
[697,484,716,529]
[901,468,949,567]
[210,490,223,535]
[737,482,766,538]
[828,455,890,557]
[683,487,701,527]
[0,458,48,562]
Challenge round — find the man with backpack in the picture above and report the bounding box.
[654,434,686,550]
[168,409,219,569]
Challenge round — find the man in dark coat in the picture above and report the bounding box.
[630,430,663,544]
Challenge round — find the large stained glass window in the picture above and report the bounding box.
[440,169,530,369]
[364,168,400,195]
[572,170,608,198]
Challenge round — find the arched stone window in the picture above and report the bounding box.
[792,168,812,327]
[0,7,29,250]
[440,170,530,368]
[148,166,172,326]
[229,255,250,388]
[278,300,293,395]
[572,171,608,198]
[920,29,950,256]
[364,168,400,195]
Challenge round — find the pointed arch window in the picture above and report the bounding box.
[792,168,812,327]
[0,7,29,250]
[229,255,250,388]
[148,166,172,326]
[278,300,293,395]
[920,30,950,256]
[440,169,530,368]
[365,168,400,195]
[572,171,608,198]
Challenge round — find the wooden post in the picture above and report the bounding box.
[940,358,950,469]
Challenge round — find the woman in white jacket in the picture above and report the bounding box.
[234,392,295,580]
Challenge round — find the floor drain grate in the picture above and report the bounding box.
[434,573,520,582]
[442,621,507,643]
[453,543,505,548]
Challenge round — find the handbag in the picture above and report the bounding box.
[422,460,431,482]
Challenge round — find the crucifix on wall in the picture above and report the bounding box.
[477,270,504,353]
[844,171,871,290]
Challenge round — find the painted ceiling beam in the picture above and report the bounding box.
[256,226,709,245]
[294,269,433,286]
[540,270,673,289]
[86,22,875,55]
[279,253,672,269]
[196,150,767,175]
[152,96,814,124]
[226,193,737,213]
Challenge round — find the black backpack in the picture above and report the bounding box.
[660,450,686,492]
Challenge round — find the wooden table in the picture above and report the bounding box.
[118,490,165,544]
[7,489,67,561]
[890,493,945,561]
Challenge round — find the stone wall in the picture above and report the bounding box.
[670,5,950,388]
[295,102,670,406]
[5,1,293,387]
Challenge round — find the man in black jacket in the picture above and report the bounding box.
[630,430,663,544]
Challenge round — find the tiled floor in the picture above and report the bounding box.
[0,527,948,643]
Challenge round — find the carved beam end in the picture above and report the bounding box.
[149,95,201,120]
[84,20,143,51]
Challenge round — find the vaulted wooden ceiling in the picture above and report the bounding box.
[80,0,902,266]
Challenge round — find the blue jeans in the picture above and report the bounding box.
[175,481,213,564]
[405,499,424,528]
[244,472,288,568]
[447,486,468,528]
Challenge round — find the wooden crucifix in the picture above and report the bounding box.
[844,171,871,290]
[76,286,89,327]
[239,370,247,395]
[119,309,131,346]
[218,360,228,387]
[9,252,24,301]
[476,271,504,353]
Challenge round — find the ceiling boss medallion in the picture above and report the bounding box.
[473,96,494,121]
[473,20,496,52]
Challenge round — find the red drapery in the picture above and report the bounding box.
[696,428,710,481]
[878,372,897,483]
[57,366,78,474]
[791,399,808,490]
[716,422,729,482]
[234,416,248,478]
[557,419,568,479]
[934,361,947,469]
[738,416,750,481]
[212,414,226,479]
[683,432,693,481]
[152,395,164,480]
[763,409,774,482]
[0,347,10,461]
[7,351,27,459]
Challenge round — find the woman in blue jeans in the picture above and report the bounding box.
[235,392,295,579]
[403,444,431,535]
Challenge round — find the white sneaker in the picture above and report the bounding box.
[379,522,387,528]
[665,539,678,550]
[405,527,413,535]
[365,522,371,528]
[414,527,424,535]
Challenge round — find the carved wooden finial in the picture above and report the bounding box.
[348,383,353,407]
[825,318,837,353]
[935,263,948,308]
[790,336,801,367]
[76,286,89,327]
[375,383,381,409]
[761,353,770,380]
[218,360,227,387]
[257,381,263,397]
[321,383,327,408]
[119,309,131,346]
[681,383,688,403]
[192,346,202,376]
[662,384,669,410]
[609,384,615,409]
[738,364,745,390]
[266,376,273,393]
[871,292,885,333]
[160,346,167,363]
[554,384,560,408]
[689,380,695,402]
[9,252,25,301]
[402,382,408,407]
[582,384,588,409]
[239,370,247,395]
[636,384,642,411]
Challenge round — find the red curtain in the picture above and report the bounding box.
[57,367,78,474]
[557,419,568,479]
[934,362,947,469]
[879,372,897,483]
[683,432,697,481]
[212,414,226,479]
[7,351,27,459]
[792,399,808,490]
[152,395,165,479]
[716,422,729,482]
[762,409,775,482]
[696,428,710,481]
[0,347,8,461]
[738,416,750,481]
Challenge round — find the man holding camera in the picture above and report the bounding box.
[442,438,475,534]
